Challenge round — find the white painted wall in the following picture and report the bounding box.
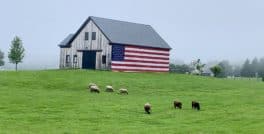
[59,20,112,70]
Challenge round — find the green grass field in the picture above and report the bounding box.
[0,70,263,134]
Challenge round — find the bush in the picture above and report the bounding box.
[262,77,264,82]
[170,64,192,74]
[210,65,222,77]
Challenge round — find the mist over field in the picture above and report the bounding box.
[1,0,264,70]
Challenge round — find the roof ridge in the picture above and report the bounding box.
[59,16,171,49]
[90,16,151,27]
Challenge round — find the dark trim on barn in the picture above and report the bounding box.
[77,49,103,52]
[109,43,171,50]
[82,51,96,69]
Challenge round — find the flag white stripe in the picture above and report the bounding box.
[125,52,169,58]
[124,57,169,62]
[125,47,169,54]
[112,45,170,72]
[112,61,169,67]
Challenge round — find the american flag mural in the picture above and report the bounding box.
[111,44,170,72]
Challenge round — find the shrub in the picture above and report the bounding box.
[210,65,222,77]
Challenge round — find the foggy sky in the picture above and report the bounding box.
[0,0,264,69]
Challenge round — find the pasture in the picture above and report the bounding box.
[0,70,263,134]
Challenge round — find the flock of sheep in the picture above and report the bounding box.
[88,83,200,114]
[88,83,128,94]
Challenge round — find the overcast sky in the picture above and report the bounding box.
[0,0,264,69]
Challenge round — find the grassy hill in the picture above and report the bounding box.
[0,70,263,134]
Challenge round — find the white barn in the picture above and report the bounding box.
[58,16,171,72]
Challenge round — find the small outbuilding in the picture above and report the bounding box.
[58,16,171,72]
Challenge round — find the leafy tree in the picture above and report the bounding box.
[218,60,233,77]
[210,65,222,77]
[191,59,206,75]
[8,36,25,71]
[0,49,4,66]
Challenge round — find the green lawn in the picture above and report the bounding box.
[0,70,263,134]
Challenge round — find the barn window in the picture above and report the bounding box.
[92,32,96,40]
[66,55,70,63]
[102,55,106,64]
[73,55,77,63]
[85,32,89,40]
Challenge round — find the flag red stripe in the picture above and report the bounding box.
[126,45,170,51]
[125,52,169,58]
[123,59,169,64]
[111,45,170,72]
[112,69,168,72]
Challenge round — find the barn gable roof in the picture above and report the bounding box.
[59,16,171,49]
[58,34,74,48]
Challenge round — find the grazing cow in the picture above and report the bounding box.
[144,103,151,114]
[192,101,200,110]
[174,101,182,109]
[90,85,100,93]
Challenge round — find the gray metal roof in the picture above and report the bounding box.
[59,16,171,49]
[58,34,74,47]
[90,16,171,49]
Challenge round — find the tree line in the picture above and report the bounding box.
[0,36,25,71]
[240,58,264,78]
[170,58,264,81]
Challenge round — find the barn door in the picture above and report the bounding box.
[82,51,96,69]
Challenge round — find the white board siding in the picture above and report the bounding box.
[60,20,112,69]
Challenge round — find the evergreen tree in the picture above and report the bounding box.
[0,49,4,66]
[258,58,264,78]
[8,36,25,71]
[241,59,251,77]
[233,65,241,77]
[251,57,259,77]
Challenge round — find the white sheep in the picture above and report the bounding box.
[119,88,128,95]
[88,83,97,89]
[144,102,151,114]
[105,85,114,92]
[90,85,100,93]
